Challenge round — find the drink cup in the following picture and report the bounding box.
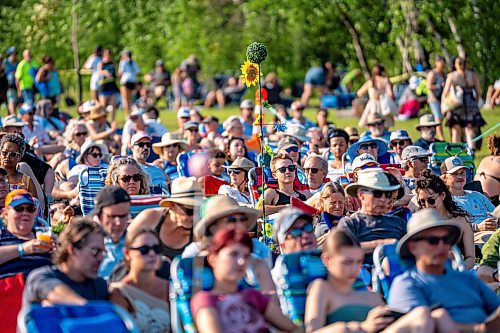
[35,226,52,243]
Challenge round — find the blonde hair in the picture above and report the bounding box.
[63,119,88,144]
[270,153,294,172]
[319,182,346,211]
[105,157,150,194]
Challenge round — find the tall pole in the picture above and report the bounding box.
[71,0,82,104]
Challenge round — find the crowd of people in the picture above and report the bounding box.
[0,45,499,333]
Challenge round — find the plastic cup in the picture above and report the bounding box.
[35,226,52,243]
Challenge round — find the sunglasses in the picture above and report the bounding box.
[288,223,314,239]
[391,140,408,146]
[87,247,107,258]
[129,244,161,255]
[362,189,393,199]
[368,121,384,127]
[412,234,455,246]
[13,205,36,213]
[359,164,378,170]
[135,142,152,148]
[223,215,249,224]
[285,147,299,153]
[304,167,320,174]
[119,174,142,183]
[277,165,296,173]
[177,204,194,216]
[229,169,243,175]
[187,128,199,132]
[411,157,429,164]
[74,132,88,137]
[88,153,102,159]
[418,195,439,207]
[358,142,378,151]
[1,150,22,159]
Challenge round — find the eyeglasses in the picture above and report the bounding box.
[74,132,88,137]
[285,147,299,153]
[287,223,314,239]
[412,234,455,246]
[87,247,107,258]
[134,142,152,148]
[412,157,429,164]
[187,128,199,133]
[304,167,320,174]
[358,142,378,151]
[229,169,243,175]
[362,189,393,199]
[129,244,161,255]
[119,174,142,183]
[177,204,194,216]
[418,195,439,207]
[368,121,384,127]
[1,150,22,159]
[88,153,102,159]
[222,215,249,224]
[392,140,408,146]
[12,205,36,213]
[276,165,296,173]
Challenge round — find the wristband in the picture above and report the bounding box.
[18,243,25,257]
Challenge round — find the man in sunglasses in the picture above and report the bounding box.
[338,169,406,261]
[388,130,412,164]
[131,132,169,195]
[389,209,500,330]
[273,207,317,254]
[92,186,131,280]
[414,114,442,151]
[401,145,432,190]
[362,113,391,144]
[303,155,328,194]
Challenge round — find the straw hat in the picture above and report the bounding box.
[152,133,187,155]
[89,104,106,120]
[159,177,203,207]
[397,208,462,259]
[345,168,401,197]
[76,140,108,164]
[194,195,259,239]
[223,156,255,172]
[415,114,440,130]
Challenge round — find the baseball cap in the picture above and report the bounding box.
[6,47,16,56]
[177,107,191,119]
[184,121,199,131]
[155,59,164,67]
[291,101,305,111]
[277,136,299,150]
[19,104,35,116]
[273,207,313,244]
[401,145,432,161]
[2,114,25,127]
[131,132,152,146]
[240,99,254,109]
[5,189,36,208]
[389,130,411,143]
[441,156,468,174]
[351,153,379,170]
[202,115,219,124]
[93,186,131,215]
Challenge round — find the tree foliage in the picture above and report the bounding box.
[1,0,498,87]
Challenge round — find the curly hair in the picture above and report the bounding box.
[105,157,150,194]
[415,169,469,218]
[63,119,88,144]
[0,133,26,155]
[487,134,499,156]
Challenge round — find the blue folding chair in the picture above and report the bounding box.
[18,301,139,333]
[274,250,370,326]
[176,152,195,177]
[78,166,108,216]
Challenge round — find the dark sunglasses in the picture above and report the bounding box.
[363,189,393,199]
[358,142,378,151]
[418,195,439,207]
[360,164,378,170]
[129,244,161,255]
[87,247,107,258]
[74,132,88,137]
[177,205,194,216]
[119,174,142,183]
[13,205,37,213]
[285,146,299,153]
[1,150,22,159]
[391,140,408,146]
[135,142,152,148]
[187,128,199,133]
[288,223,314,239]
[229,169,244,175]
[277,165,296,173]
[368,121,384,127]
[304,167,320,174]
[88,153,102,159]
[412,234,455,246]
[413,157,429,163]
[224,215,249,224]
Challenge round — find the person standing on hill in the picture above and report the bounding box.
[15,49,36,105]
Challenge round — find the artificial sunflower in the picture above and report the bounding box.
[239,59,261,87]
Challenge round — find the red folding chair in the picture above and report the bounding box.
[0,272,25,333]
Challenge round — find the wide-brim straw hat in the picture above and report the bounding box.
[415,114,440,130]
[76,140,109,164]
[89,104,107,120]
[397,208,462,259]
[194,195,259,239]
[223,156,255,172]
[345,168,401,197]
[159,177,203,207]
[152,132,188,155]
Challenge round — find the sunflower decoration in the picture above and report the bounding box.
[240,60,261,87]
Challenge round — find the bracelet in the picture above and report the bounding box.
[18,243,25,257]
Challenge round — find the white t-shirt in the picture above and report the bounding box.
[453,190,495,224]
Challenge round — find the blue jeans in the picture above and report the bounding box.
[429,101,443,120]
[22,88,34,105]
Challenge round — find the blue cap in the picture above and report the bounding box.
[6,47,16,56]
[389,130,411,143]
[19,104,35,116]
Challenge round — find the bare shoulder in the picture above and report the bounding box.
[307,278,329,296]
[130,207,166,230]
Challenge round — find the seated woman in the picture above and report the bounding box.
[305,230,437,333]
[105,157,150,196]
[218,156,255,206]
[152,133,187,181]
[191,226,300,333]
[322,129,349,170]
[413,170,476,270]
[109,228,170,333]
[0,134,37,198]
[225,136,252,164]
[474,134,499,206]
[48,120,88,172]
[0,190,52,276]
[314,182,347,229]
[264,153,311,214]
[346,135,390,165]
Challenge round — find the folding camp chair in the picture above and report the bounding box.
[129,194,165,218]
[274,250,370,326]
[176,151,195,177]
[78,166,108,216]
[372,242,465,300]
[203,175,229,196]
[429,142,475,182]
[0,272,25,333]
[170,256,257,333]
[18,301,139,333]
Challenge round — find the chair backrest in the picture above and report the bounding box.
[176,152,194,177]
[429,142,475,181]
[0,272,25,333]
[129,194,164,219]
[274,250,369,326]
[203,175,229,196]
[18,301,139,333]
[78,167,108,216]
[372,242,465,299]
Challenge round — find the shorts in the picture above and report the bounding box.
[22,89,34,105]
[122,82,136,90]
[304,66,326,86]
[7,88,17,103]
[429,101,443,120]
[90,73,100,91]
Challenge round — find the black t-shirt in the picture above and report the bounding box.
[338,212,407,244]
[23,265,108,305]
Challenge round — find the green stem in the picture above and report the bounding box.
[258,62,267,244]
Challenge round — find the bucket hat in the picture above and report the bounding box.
[347,136,388,160]
[415,114,440,130]
[345,168,401,197]
[159,177,203,207]
[223,156,255,172]
[152,133,187,155]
